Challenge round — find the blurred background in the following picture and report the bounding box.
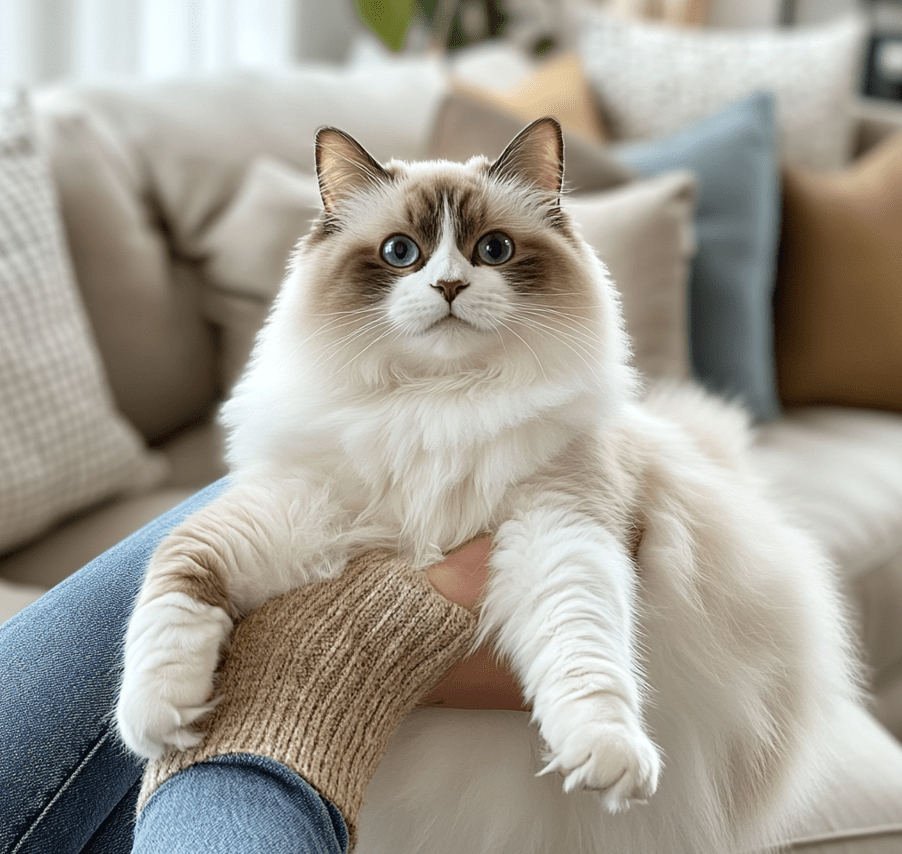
[1,0,900,96]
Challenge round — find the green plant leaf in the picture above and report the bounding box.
[354,0,416,52]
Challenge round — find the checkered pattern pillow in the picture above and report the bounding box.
[0,90,166,554]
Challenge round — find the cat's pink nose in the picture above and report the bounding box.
[432,280,469,303]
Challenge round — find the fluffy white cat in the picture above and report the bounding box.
[117,118,859,853]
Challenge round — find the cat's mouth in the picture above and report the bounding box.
[426,314,475,333]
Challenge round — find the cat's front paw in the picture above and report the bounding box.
[540,705,662,812]
[116,592,232,759]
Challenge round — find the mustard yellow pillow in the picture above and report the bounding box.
[775,132,902,412]
[452,53,608,144]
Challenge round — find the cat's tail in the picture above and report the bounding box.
[641,380,753,472]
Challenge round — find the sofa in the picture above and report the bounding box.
[2,10,902,850]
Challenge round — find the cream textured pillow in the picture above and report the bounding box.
[0,91,166,554]
[578,13,865,170]
[200,157,323,389]
[565,172,697,380]
[201,157,696,386]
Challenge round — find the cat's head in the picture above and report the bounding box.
[281,118,633,396]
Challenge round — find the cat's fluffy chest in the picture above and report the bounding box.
[297,378,598,562]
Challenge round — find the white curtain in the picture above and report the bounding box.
[0,0,360,88]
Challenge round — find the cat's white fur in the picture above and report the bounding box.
[117,120,859,853]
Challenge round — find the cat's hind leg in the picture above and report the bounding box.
[480,504,661,812]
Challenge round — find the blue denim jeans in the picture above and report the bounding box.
[0,480,347,854]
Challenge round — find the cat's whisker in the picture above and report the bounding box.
[303,306,385,319]
[495,319,548,383]
[511,315,602,364]
[514,306,610,343]
[515,322,605,364]
[327,322,400,380]
[281,315,394,382]
[269,312,388,376]
[507,310,605,385]
[305,318,395,376]
[513,304,604,334]
[510,307,609,355]
[509,303,604,341]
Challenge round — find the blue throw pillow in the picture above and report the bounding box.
[617,91,781,422]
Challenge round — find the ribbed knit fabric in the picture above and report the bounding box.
[138,552,478,842]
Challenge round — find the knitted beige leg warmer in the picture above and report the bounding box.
[138,551,478,841]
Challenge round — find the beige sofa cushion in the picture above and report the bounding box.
[0,418,225,592]
[33,94,221,441]
[58,62,446,259]
[0,90,166,555]
[782,702,902,851]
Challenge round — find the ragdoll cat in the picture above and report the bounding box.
[117,118,858,854]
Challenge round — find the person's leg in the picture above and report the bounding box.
[132,755,347,854]
[0,479,228,854]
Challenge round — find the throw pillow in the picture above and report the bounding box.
[775,131,902,413]
[200,157,323,388]
[578,12,865,170]
[0,90,166,555]
[201,157,696,386]
[566,171,697,381]
[428,87,635,194]
[451,52,609,144]
[618,91,782,422]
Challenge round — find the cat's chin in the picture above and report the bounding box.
[405,315,494,361]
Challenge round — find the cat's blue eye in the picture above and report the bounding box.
[476,232,514,266]
[381,235,420,268]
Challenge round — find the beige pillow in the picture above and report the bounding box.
[565,171,697,380]
[775,132,902,413]
[0,91,166,555]
[201,158,323,388]
[452,53,608,144]
[578,12,866,170]
[202,157,696,386]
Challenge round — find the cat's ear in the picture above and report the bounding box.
[315,127,390,213]
[488,117,564,196]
